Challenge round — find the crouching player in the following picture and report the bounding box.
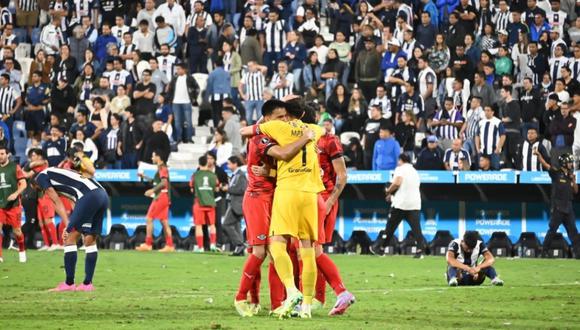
[33,167,109,291]
[136,150,175,252]
[234,100,314,317]
[446,231,504,287]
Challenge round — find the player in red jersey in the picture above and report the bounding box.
[234,99,315,317]
[135,150,175,252]
[313,118,355,315]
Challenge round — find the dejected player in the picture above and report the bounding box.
[313,118,355,315]
[241,96,324,319]
[446,231,504,287]
[136,150,175,252]
[234,100,314,317]
[32,167,109,291]
[0,146,28,263]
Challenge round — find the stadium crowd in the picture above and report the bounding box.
[0,0,578,173]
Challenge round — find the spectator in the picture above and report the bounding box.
[321,49,343,101]
[355,37,381,103]
[519,77,543,137]
[142,120,171,164]
[309,34,328,65]
[133,20,155,61]
[74,64,98,106]
[94,23,117,62]
[428,33,450,75]
[460,96,485,160]
[416,135,445,170]
[119,107,143,169]
[110,85,131,116]
[303,51,324,100]
[470,71,496,108]
[362,105,391,169]
[394,110,417,161]
[111,15,130,44]
[187,16,209,74]
[222,41,242,109]
[518,127,549,171]
[206,58,231,127]
[381,38,407,78]
[343,87,368,133]
[70,108,97,139]
[396,79,424,128]
[153,0,186,40]
[327,84,349,133]
[221,106,241,155]
[148,58,169,103]
[416,10,437,50]
[549,101,576,165]
[40,15,65,56]
[344,137,365,169]
[43,126,66,167]
[154,16,178,54]
[368,84,392,120]
[329,31,352,87]
[270,61,294,100]
[133,69,156,124]
[478,154,492,171]
[239,28,262,65]
[444,12,466,55]
[101,113,122,169]
[208,127,233,169]
[263,9,288,76]
[444,138,471,171]
[109,57,133,94]
[0,58,21,92]
[239,61,267,124]
[475,105,506,170]
[432,97,464,151]
[500,85,522,168]
[417,56,438,120]
[25,71,50,139]
[29,50,51,85]
[0,73,22,131]
[372,126,400,170]
[167,63,199,144]
[282,30,307,93]
[71,130,98,163]
[543,93,561,142]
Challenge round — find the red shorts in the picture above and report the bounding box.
[146,193,170,221]
[0,207,22,228]
[37,194,55,221]
[60,196,73,214]
[317,192,339,244]
[242,191,273,246]
[193,201,215,226]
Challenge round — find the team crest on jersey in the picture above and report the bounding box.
[257,234,267,241]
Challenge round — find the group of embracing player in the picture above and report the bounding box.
[234,96,355,319]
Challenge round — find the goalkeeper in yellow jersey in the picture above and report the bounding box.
[240,96,324,319]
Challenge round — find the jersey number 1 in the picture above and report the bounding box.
[301,146,307,166]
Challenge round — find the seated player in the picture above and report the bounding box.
[190,155,219,253]
[136,150,175,252]
[234,99,314,317]
[446,231,504,287]
[32,167,109,291]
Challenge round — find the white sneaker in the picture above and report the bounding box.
[38,246,49,251]
[193,246,205,253]
[448,277,458,287]
[19,251,27,263]
[491,277,504,286]
[47,245,62,252]
[0,257,3,263]
[8,240,17,251]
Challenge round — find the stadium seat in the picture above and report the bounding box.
[344,230,372,254]
[371,230,399,256]
[15,43,32,61]
[154,225,183,249]
[181,226,197,251]
[429,230,454,256]
[543,233,570,259]
[102,224,130,250]
[324,230,345,254]
[513,232,542,258]
[340,132,360,146]
[400,231,421,255]
[486,232,513,257]
[128,225,149,249]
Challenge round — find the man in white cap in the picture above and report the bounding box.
[549,27,566,57]
[380,38,406,79]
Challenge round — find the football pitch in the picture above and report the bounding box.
[1,251,579,329]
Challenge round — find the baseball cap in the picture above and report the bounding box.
[388,38,401,47]
[427,135,438,143]
[498,30,508,36]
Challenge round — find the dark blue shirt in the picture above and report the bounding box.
[42,138,66,167]
[155,104,173,123]
[26,83,49,106]
[70,122,97,138]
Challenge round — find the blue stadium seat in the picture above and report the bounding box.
[344,230,372,254]
[429,230,454,256]
[102,224,130,250]
[129,225,150,249]
[513,232,542,258]
[543,233,570,259]
[486,232,513,257]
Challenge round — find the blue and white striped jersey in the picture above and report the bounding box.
[35,168,104,202]
[448,238,488,267]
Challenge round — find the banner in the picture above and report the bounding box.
[457,171,517,184]
[519,171,551,184]
[464,202,522,242]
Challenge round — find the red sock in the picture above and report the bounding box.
[315,270,326,304]
[145,236,153,246]
[268,262,286,310]
[196,235,204,248]
[166,235,174,247]
[40,224,50,246]
[316,254,346,296]
[17,234,25,252]
[235,254,264,301]
[57,222,65,245]
[47,223,58,246]
[0,234,3,257]
[210,233,216,245]
[250,269,261,305]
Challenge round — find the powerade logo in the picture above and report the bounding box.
[347,171,387,184]
[94,171,134,181]
[459,171,516,183]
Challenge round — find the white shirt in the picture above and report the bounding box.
[111,25,130,44]
[153,3,186,36]
[173,75,190,104]
[40,23,65,55]
[309,45,328,64]
[133,29,154,54]
[391,163,421,210]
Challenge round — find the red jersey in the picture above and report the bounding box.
[318,133,343,193]
[246,134,277,193]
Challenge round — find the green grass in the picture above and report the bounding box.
[1,251,579,329]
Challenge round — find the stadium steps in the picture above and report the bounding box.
[168,126,212,169]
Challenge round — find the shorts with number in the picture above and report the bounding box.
[37,194,55,221]
[16,9,39,27]
[193,201,215,225]
[243,191,273,246]
[317,192,339,244]
[67,189,109,235]
[270,190,318,240]
[146,193,170,221]
[0,207,22,228]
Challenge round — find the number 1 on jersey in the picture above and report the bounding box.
[302,146,307,166]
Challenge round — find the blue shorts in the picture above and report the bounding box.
[67,189,109,235]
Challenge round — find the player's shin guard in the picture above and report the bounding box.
[485,267,498,280]
[300,247,316,304]
[250,269,261,305]
[235,254,264,301]
[40,224,50,246]
[47,223,58,246]
[84,245,98,285]
[270,241,297,292]
[268,262,285,310]
[315,270,326,303]
[64,245,78,285]
[316,254,346,296]
[16,233,25,252]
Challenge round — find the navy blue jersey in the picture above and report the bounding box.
[35,168,104,202]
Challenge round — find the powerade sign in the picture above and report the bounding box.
[418,171,455,184]
[94,170,195,182]
[457,171,517,184]
[464,202,521,242]
[346,171,389,184]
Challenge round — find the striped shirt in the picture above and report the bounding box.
[18,0,38,11]
[187,11,212,28]
[35,168,104,202]
[112,25,130,44]
[571,58,580,82]
[106,128,119,151]
[242,71,265,101]
[521,140,542,171]
[270,72,294,100]
[264,20,286,52]
[465,106,484,139]
[549,56,569,83]
[73,0,93,18]
[0,8,12,26]
[433,109,464,140]
[0,86,20,115]
[120,43,137,56]
[108,69,132,92]
[444,148,471,170]
[448,238,488,267]
[493,10,511,33]
[477,116,506,155]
